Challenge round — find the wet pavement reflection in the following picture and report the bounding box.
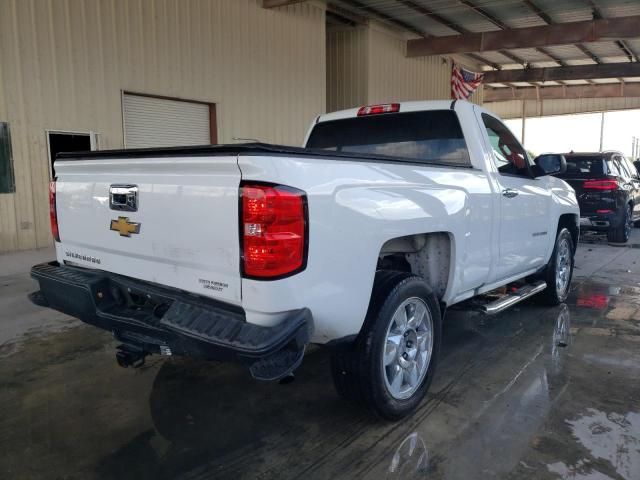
[1,236,639,479]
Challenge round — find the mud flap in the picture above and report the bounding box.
[249,346,306,381]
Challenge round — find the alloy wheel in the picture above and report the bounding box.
[625,205,633,239]
[382,297,433,400]
[555,238,572,297]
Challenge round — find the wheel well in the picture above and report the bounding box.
[558,214,579,252]
[377,233,451,300]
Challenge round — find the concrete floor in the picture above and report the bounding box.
[1,233,639,480]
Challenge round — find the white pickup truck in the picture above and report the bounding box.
[30,100,579,419]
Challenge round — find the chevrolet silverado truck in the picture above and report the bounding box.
[30,100,579,420]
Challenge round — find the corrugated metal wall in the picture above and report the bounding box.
[326,26,368,112]
[487,97,640,119]
[367,25,450,104]
[326,22,482,112]
[0,0,326,252]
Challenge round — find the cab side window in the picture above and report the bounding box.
[481,113,530,177]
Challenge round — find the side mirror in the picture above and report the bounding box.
[534,154,566,177]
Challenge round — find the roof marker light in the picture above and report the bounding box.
[357,103,400,116]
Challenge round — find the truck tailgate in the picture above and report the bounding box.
[54,155,242,305]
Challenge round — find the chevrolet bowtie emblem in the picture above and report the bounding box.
[110,216,141,237]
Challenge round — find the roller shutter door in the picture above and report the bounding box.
[123,94,210,148]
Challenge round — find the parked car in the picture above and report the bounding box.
[553,151,640,243]
[29,100,579,419]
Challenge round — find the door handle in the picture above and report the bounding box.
[502,188,519,198]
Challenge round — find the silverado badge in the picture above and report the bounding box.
[110,216,141,237]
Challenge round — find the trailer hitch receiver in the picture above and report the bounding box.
[116,344,148,368]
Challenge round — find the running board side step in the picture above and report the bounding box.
[481,281,547,315]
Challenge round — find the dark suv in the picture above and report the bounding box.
[555,151,640,243]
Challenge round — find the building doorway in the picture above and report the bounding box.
[47,131,97,178]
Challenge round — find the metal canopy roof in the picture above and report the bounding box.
[326,0,640,97]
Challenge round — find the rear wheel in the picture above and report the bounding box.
[607,203,632,243]
[331,271,441,420]
[541,228,574,305]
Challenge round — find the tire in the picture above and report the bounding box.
[541,228,574,305]
[607,203,632,243]
[330,271,441,420]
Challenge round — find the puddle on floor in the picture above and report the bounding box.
[547,408,640,480]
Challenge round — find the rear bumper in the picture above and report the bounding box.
[30,262,312,379]
[580,208,624,230]
[580,215,611,229]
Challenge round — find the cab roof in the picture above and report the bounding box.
[317,99,477,123]
[564,151,623,158]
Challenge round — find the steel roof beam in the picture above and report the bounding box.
[407,15,640,57]
[586,0,638,62]
[524,0,602,64]
[339,0,423,36]
[484,82,640,101]
[617,41,639,62]
[459,0,566,67]
[326,3,368,25]
[398,0,526,66]
[262,0,306,7]
[336,0,500,69]
[483,62,640,83]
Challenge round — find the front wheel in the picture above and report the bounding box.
[541,228,574,305]
[330,271,441,420]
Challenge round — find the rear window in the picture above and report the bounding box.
[561,156,608,176]
[306,110,471,167]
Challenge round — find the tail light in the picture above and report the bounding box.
[241,184,307,279]
[357,103,400,116]
[49,180,60,242]
[583,179,618,190]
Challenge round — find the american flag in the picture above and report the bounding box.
[451,64,483,100]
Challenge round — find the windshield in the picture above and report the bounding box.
[306,110,471,167]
